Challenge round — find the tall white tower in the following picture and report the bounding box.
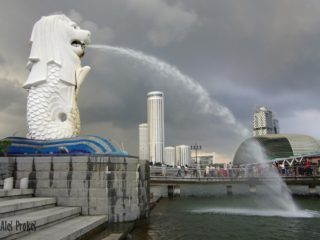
[147,91,164,164]
[253,106,280,136]
[164,146,175,166]
[176,145,191,166]
[139,123,149,160]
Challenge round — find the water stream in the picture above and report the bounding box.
[192,141,308,217]
[87,45,316,218]
[87,44,249,137]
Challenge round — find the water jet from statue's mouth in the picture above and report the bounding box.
[71,40,87,57]
[71,40,84,47]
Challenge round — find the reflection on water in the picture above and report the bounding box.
[192,207,320,218]
[132,197,320,240]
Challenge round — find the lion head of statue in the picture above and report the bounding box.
[24,14,91,88]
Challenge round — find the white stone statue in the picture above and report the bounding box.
[24,15,91,140]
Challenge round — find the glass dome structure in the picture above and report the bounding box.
[233,134,320,165]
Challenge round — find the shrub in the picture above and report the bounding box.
[0,140,11,156]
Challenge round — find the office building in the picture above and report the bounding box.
[139,123,149,160]
[164,146,175,166]
[176,145,191,166]
[191,151,216,168]
[147,91,164,164]
[253,106,280,136]
[273,119,280,134]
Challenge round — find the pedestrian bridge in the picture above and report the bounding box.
[150,176,320,186]
[150,166,320,196]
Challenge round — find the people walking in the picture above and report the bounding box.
[162,164,167,176]
[184,165,189,177]
[176,165,182,177]
[205,165,209,177]
[196,162,201,178]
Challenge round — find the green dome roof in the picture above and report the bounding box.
[233,134,320,165]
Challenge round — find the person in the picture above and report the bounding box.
[205,165,209,177]
[209,165,215,177]
[228,162,233,177]
[305,159,311,176]
[176,165,182,177]
[196,162,201,178]
[223,163,227,177]
[162,163,167,176]
[256,164,261,177]
[279,162,285,175]
[247,165,253,177]
[184,164,189,177]
[216,165,221,177]
[192,163,197,177]
[293,161,299,177]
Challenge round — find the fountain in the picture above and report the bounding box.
[88,45,249,138]
[192,140,320,218]
[85,45,320,218]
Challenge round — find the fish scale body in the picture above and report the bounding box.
[26,62,80,140]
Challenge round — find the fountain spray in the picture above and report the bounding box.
[88,45,249,138]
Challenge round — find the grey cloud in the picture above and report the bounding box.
[0,62,26,86]
[0,80,25,112]
[78,49,244,155]
[68,9,115,44]
[0,79,26,138]
[1,0,320,158]
[127,0,199,47]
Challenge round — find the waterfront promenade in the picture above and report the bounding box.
[150,166,320,186]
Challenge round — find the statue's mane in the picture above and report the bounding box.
[24,15,79,88]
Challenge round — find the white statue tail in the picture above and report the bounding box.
[26,63,80,140]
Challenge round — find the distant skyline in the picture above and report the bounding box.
[1,0,320,160]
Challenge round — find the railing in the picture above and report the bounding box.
[150,165,320,179]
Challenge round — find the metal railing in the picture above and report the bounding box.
[150,165,320,179]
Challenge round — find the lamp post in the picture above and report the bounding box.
[191,143,201,164]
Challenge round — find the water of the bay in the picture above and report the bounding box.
[132,196,320,240]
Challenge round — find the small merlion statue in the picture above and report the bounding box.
[24,14,91,140]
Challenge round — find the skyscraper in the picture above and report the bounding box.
[253,106,280,136]
[176,145,191,166]
[147,91,164,164]
[164,146,175,166]
[273,119,280,134]
[139,123,149,160]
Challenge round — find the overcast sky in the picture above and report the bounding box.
[1,0,320,160]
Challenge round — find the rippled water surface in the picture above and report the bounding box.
[132,197,320,240]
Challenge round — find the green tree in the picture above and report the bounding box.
[0,140,11,156]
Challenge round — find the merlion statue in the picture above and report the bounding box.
[2,14,128,156]
[24,14,91,140]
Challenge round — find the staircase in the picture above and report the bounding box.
[0,189,107,240]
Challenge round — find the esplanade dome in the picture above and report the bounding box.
[233,134,320,166]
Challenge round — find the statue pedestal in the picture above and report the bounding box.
[1,155,150,222]
[4,136,128,155]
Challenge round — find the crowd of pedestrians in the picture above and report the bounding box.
[275,159,320,177]
[152,160,320,178]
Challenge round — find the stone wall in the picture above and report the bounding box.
[0,157,14,185]
[0,156,150,222]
